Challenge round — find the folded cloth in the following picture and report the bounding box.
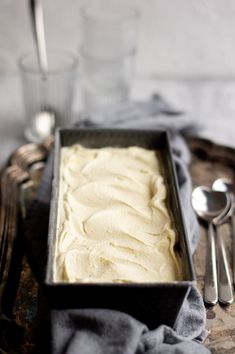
[52,308,209,354]
[24,96,210,354]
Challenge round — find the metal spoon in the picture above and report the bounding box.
[213,177,235,287]
[212,178,235,196]
[192,186,233,305]
[214,193,234,305]
[29,0,55,140]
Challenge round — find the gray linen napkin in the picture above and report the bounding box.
[51,307,209,354]
[26,96,210,354]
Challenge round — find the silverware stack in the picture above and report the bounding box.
[192,178,235,306]
[0,137,52,353]
[9,142,49,217]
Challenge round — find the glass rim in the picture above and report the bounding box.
[80,4,140,25]
[18,49,78,76]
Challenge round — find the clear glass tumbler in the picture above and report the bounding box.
[19,50,78,143]
[80,50,135,115]
[80,3,140,116]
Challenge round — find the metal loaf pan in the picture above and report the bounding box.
[45,128,196,329]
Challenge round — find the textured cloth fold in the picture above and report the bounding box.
[24,97,210,354]
[51,305,209,354]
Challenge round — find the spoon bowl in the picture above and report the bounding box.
[213,177,235,211]
[192,186,230,224]
[212,177,235,195]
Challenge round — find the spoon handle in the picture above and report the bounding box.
[216,225,233,304]
[204,222,218,305]
[29,0,48,77]
[230,216,235,288]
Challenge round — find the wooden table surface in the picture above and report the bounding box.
[189,137,235,354]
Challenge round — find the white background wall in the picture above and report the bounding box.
[1,0,235,78]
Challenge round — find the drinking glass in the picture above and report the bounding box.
[19,49,78,143]
[80,3,140,116]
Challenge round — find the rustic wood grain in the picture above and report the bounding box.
[189,136,235,354]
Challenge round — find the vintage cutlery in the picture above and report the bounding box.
[0,167,29,297]
[10,142,47,187]
[213,177,235,288]
[29,0,55,140]
[192,186,233,305]
[0,166,30,353]
[213,193,234,305]
[0,140,50,353]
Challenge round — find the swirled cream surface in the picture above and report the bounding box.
[54,144,181,283]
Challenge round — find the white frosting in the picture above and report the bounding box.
[54,144,181,283]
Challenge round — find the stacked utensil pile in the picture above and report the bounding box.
[192,178,235,306]
[0,138,52,353]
